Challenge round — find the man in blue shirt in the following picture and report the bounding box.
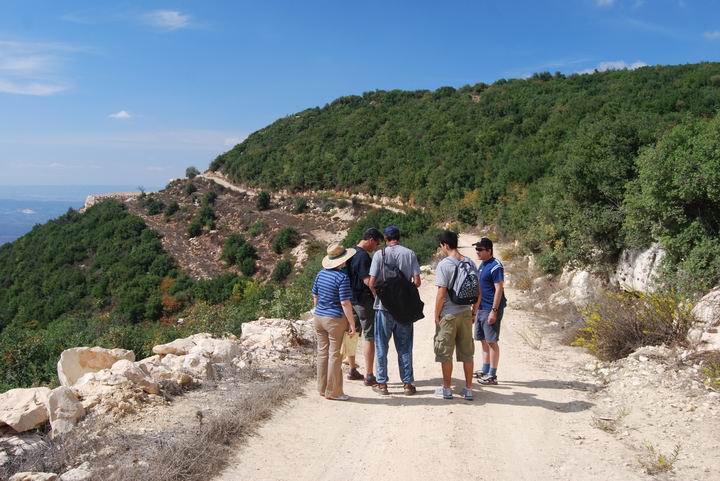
[473,237,506,385]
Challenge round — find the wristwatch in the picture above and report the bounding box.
[491,307,498,312]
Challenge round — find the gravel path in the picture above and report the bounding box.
[216,235,644,481]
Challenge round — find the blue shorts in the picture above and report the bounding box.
[475,308,504,342]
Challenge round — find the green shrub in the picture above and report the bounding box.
[204,191,218,205]
[186,166,200,179]
[164,201,179,219]
[221,234,258,274]
[256,191,271,210]
[293,197,308,214]
[573,290,696,361]
[248,220,266,237]
[184,182,197,196]
[187,218,203,237]
[272,227,300,254]
[193,274,244,304]
[143,196,165,216]
[272,259,293,282]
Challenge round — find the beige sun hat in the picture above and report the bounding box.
[322,243,356,269]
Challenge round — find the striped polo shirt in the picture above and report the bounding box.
[312,268,353,318]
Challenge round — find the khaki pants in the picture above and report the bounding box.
[314,314,348,398]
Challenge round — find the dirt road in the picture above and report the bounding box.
[217,235,644,481]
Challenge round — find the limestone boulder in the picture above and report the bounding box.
[612,243,665,293]
[241,318,314,358]
[9,474,57,481]
[152,337,197,356]
[692,286,720,328]
[136,355,193,386]
[110,360,160,395]
[46,387,85,438]
[59,462,92,481]
[57,347,135,387]
[0,388,51,433]
[153,333,242,363]
[160,353,216,380]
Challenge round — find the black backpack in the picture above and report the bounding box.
[374,248,425,324]
[448,258,480,305]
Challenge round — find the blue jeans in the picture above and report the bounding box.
[374,309,414,384]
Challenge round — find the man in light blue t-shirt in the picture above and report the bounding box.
[368,225,421,396]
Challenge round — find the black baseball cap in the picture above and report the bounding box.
[473,237,493,250]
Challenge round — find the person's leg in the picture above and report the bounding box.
[486,309,503,377]
[475,310,491,376]
[455,310,475,389]
[326,316,348,398]
[346,306,363,380]
[392,315,415,386]
[434,313,456,389]
[357,301,376,382]
[489,342,500,371]
[374,310,391,386]
[314,315,330,396]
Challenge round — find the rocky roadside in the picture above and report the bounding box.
[0,318,315,481]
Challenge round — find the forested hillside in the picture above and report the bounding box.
[213,63,720,293]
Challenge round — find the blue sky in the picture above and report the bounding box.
[1,0,718,187]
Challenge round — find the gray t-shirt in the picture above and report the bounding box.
[369,244,421,311]
[435,255,475,318]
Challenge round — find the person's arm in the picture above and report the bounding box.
[362,276,371,287]
[341,299,356,335]
[472,294,480,322]
[435,286,447,325]
[411,253,422,287]
[413,274,422,288]
[488,281,504,325]
[312,294,318,308]
[368,276,377,297]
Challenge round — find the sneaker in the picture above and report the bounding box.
[373,383,389,396]
[461,387,473,401]
[473,370,488,379]
[327,394,349,401]
[434,387,453,399]
[477,375,498,385]
[347,368,364,381]
[363,374,378,386]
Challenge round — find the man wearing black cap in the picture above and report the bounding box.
[368,225,422,396]
[346,227,383,385]
[472,237,506,385]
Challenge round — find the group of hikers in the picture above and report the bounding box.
[311,226,506,401]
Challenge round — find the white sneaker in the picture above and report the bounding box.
[434,387,453,399]
[461,387,473,401]
[328,394,349,401]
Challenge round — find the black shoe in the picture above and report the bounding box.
[347,368,364,381]
[363,374,378,386]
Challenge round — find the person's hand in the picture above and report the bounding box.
[435,317,441,325]
[488,310,497,325]
[348,322,356,336]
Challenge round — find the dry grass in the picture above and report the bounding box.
[638,442,681,475]
[517,325,543,350]
[591,407,630,434]
[1,366,312,481]
[498,245,521,262]
[689,350,720,391]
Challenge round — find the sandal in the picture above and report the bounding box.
[373,383,389,395]
[403,384,417,396]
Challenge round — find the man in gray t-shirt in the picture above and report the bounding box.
[433,230,477,401]
[368,225,421,396]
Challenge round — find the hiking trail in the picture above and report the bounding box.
[216,234,644,481]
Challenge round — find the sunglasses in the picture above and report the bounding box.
[475,247,489,252]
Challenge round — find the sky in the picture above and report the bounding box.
[0,0,719,187]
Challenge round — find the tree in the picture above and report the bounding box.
[272,227,300,254]
[256,191,271,210]
[272,259,293,282]
[186,166,200,179]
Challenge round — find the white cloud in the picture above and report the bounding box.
[596,0,615,6]
[0,40,78,96]
[704,31,720,40]
[143,10,191,30]
[109,110,132,120]
[0,79,66,96]
[579,60,648,74]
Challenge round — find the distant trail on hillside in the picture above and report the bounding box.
[215,235,644,481]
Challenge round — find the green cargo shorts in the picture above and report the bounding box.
[433,309,474,363]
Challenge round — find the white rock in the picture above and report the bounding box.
[110,360,160,394]
[9,473,58,481]
[46,387,85,438]
[57,347,135,387]
[152,337,198,356]
[0,388,51,433]
[160,353,216,380]
[59,462,91,481]
[612,243,665,293]
[692,286,720,328]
